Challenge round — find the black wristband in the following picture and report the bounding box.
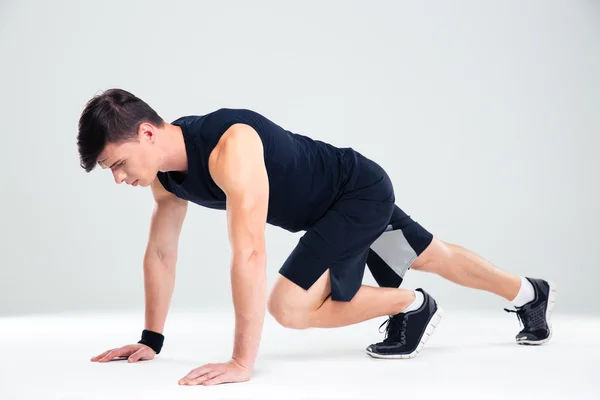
[138,329,164,354]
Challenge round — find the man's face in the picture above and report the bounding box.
[98,134,156,188]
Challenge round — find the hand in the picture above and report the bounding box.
[178,359,252,386]
[90,344,156,363]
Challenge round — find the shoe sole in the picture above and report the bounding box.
[366,306,444,359]
[517,280,557,345]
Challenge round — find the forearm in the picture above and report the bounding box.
[140,196,186,334]
[142,250,176,334]
[230,249,267,369]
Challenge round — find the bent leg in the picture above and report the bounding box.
[268,269,416,329]
[268,268,443,359]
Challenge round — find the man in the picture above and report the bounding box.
[79,88,556,387]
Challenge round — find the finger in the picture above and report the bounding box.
[180,369,211,385]
[91,349,114,362]
[98,346,132,362]
[92,348,120,362]
[179,365,213,384]
[188,370,223,386]
[127,347,146,363]
[98,350,119,362]
[203,374,228,386]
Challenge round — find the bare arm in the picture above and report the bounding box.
[90,178,187,363]
[143,178,188,334]
[210,123,269,370]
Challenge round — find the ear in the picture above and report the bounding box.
[138,122,156,144]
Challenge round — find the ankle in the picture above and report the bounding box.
[511,277,535,307]
[503,275,523,301]
[395,290,423,314]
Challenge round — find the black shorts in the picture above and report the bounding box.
[279,151,434,302]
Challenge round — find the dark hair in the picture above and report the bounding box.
[77,88,165,172]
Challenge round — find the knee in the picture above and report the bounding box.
[410,237,455,273]
[267,296,311,329]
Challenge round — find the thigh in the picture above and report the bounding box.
[367,204,434,287]
[269,268,332,315]
[410,236,452,271]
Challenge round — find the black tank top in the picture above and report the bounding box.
[157,108,360,232]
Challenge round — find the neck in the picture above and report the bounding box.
[158,124,188,173]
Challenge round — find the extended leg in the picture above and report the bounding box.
[368,205,522,301]
[367,206,556,346]
[399,235,555,345]
[409,237,522,301]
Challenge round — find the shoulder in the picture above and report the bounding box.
[211,123,263,168]
[209,123,266,194]
[221,122,261,144]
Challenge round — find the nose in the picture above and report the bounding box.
[113,170,127,184]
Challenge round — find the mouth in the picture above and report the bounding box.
[132,180,139,187]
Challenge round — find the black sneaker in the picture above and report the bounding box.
[366,288,443,359]
[504,277,557,345]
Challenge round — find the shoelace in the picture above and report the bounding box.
[378,314,407,345]
[504,307,529,330]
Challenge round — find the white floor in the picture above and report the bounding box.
[1,309,599,400]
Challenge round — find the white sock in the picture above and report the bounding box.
[402,290,424,313]
[511,277,535,307]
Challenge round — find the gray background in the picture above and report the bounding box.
[0,0,598,316]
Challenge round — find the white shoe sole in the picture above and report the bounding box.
[366,307,444,359]
[517,280,557,345]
